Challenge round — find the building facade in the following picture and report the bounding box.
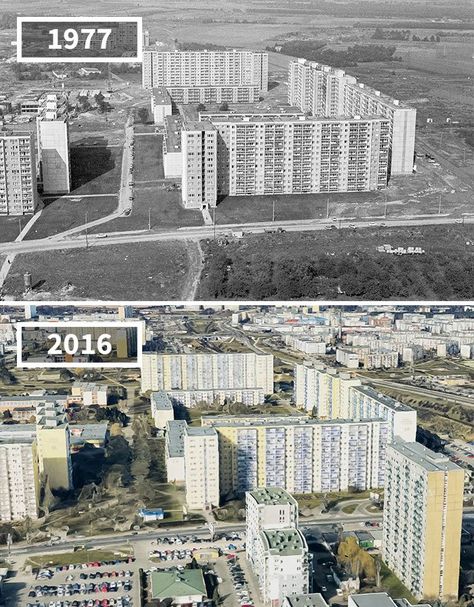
[288,58,416,175]
[142,50,268,92]
[0,133,37,215]
[141,352,274,395]
[382,442,464,601]
[183,426,219,509]
[0,439,39,522]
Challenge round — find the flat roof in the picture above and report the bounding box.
[184,120,216,131]
[164,115,183,152]
[166,420,187,458]
[151,391,173,410]
[205,114,388,125]
[152,86,172,105]
[286,595,328,607]
[354,385,413,412]
[261,528,306,556]
[186,425,217,437]
[390,441,461,473]
[248,487,296,506]
[203,414,385,429]
[349,595,398,607]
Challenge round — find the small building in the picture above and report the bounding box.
[139,508,164,522]
[69,422,109,451]
[151,87,173,124]
[70,381,108,407]
[151,391,174,429]
[150,569,207,605]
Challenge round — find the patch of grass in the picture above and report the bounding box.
[2,241,192,300]
[24,196,118,240]
[380,562,417,602]
[70,146,123,194]
[0,217,26,243]
[341,503,358,514]
[26,547,133,569]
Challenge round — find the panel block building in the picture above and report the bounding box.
[0,437,39,522]
[382,442,464,601]
[288,58,416,175]
[0,132,37,215]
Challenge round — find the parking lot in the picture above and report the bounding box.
[23,556,138,607]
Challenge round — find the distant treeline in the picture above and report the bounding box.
[269,42,398,67]
[372,28,441,42]
[176,40,227,51]
[357,21,474,30]
[0,12,15,29]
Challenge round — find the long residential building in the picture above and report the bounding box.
[166,387,266,408]
[294,364,417,442]
[288,58,416,175]
[0,132,37,215]
[141,351,274,396]
[177,114,390,208]
[382,442,464,601]
[0,437,39,522]
[142,49,268,92]
[201,415,388,498]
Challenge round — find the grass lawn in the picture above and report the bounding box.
[70,146,123,195]
[341,503,358,514]
[380,562,417,602]
[0,216,28,243]
[89,135,203,233]
[2,241,193,300]
[24,196,118,240]
[215,191,380,225]
[26,547,133,569]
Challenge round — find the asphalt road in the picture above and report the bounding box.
[1,214,472,257]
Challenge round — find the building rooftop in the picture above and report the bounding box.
[248,487,296,506]
[348,593,429,607]
[286,595,328,607]
[202,414,385,429]
[186,425,217,437]
[261,528,306,556]
[200,114,388,125]
[166,420,187,458]
[152,86,172,106]
[184,120,216,131]
[164,115,183,152]
[354,385,413,412]
[390,441,461,473]
[150,569,206,600]
[151,391,173,411]
[69,423,109,444]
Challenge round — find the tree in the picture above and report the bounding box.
[218,102,229,111]
[137,107,149,123]
[197,103,206,112]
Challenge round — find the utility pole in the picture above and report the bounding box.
[438,193,441,215]
[85,212,89,249]
[213,206,216,240]
[326,197,329,219]
[272,199,275,223]
[148,208,151,230]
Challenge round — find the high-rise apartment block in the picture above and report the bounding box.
[140,351,274,396]
[246,488,309,607]
[36,94,71,194]
[288,59,416,175]
[35,401,73,491]
[0,132,37,215]
[176,113,390,209]
[0,437,39,522]
[382,442,464,601]
[201,415,388,497]
[142,49,268,94]
[183,426,219,509]
[294,364,417,442]
[150,391,175,429]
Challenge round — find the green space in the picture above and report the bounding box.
[26,547,133,569]
[295,490,372,511]
[2,241,193,300]
[70,146,123,195]
[341,503,358,514]
[0,217,27,243]
[380,562,416,602]
[197,225,474,300]
[24,196,118,241]
[90,135,203,233]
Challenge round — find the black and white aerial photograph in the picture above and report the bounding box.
[0,0,472,301]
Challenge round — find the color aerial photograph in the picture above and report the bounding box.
[0,303,472,605]
[0,0,473,300]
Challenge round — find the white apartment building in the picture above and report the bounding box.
[142,49,268,92]
[183,426,219,510]
[0,439,39,522]
[294,364,417,442]
[36,94,71,194]
[201,415,388,497]
[150,391,175,429]
[163,85,259,105]
[150,87,173,125]
[246,488,309,607]
[165,420,186,483]
[335,348,360,368]
[382,442,464,601]
[294,363,361,416]
[181,121,217,209]
[70,382,108,407]
[284,336,327,355]
[288,58,416,175]
[166,387,265,408]
[0,132,37,215]
[141,351,274,396]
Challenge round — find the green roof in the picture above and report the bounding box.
[150,569,207,599]
[248,487,296,506]
[261,528,306,556]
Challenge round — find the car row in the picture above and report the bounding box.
[37,558,135,578]
[26,597,132,607]
[148,548,195,560]
[29,580,133,598]
[228,560,253,607]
